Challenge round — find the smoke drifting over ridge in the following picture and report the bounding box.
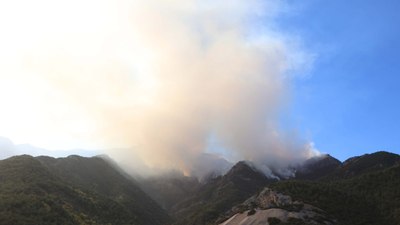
[0,0,316,176]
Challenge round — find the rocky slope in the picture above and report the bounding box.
[270,163,400,224]
[213,151,400,225]
[219,188,335,225]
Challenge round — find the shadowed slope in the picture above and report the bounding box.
[170,161,275,225]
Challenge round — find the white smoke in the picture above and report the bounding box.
[0,0,316,176]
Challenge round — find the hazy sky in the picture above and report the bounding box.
[0,0,399,166]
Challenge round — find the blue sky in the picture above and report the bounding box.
[279,0,400,161]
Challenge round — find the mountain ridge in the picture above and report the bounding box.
[1,150,399,225]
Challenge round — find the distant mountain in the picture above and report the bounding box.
[0,155,170,225]
[294,151,400,181]
[0,137,98,160]
[329,151,400,179]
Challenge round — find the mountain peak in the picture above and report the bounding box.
[225,161,258,175]
[338,151,400,178]
[295,154,341,180]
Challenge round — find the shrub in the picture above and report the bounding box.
[247,209,256,216]
[268,217,281,225]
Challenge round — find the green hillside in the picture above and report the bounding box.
[1,151,399,225]
[0,155,170,225]
[270,160,400,225]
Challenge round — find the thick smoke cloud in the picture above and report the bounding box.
[0,0,316,177]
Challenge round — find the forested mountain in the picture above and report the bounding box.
[169,161,274,225]
[0,155,170,225]
[1,151,399,225]
[265,151,400,225]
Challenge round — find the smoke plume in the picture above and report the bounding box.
[0,0,316,177]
